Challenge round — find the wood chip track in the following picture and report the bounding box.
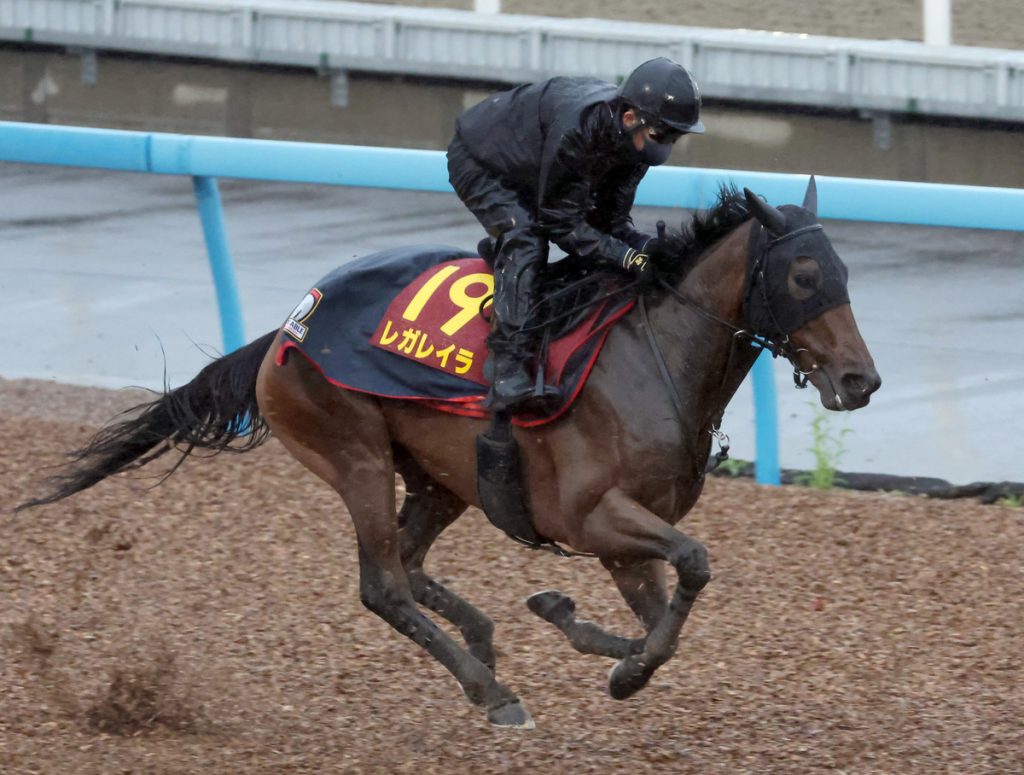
[1,378,1020,774]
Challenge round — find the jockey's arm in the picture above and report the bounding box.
[536,147,637,265]
[589,164,653,252]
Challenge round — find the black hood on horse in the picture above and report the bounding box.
[743,193,850,339]
[643,180,850,343]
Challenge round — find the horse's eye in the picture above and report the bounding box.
[787,257,822,300]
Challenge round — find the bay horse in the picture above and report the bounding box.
[20,181,880,729]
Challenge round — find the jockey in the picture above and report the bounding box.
[447,57,704,412]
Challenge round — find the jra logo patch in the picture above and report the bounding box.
[284,287,323,342]
[371,259,493,385]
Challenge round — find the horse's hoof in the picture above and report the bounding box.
[608,656,654,701]
[526,590,575,628]
[487,700,535,729]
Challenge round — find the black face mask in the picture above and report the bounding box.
[744,206,850,338]
[638,137,673,166]
[619,111,675,166]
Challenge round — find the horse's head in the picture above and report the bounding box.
[742,179,881,411]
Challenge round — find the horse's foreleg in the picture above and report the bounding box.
[574,488,710,700]
[396,469,496,672]
[524,559,667,659]
[605,558,669,630]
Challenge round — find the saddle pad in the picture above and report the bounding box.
[275,244,634,427]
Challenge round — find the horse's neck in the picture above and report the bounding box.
[647,221,759,426]
[679,220,753,325]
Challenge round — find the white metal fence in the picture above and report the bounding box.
[2,0,1023,123]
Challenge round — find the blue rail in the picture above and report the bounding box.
[3,120,1022,484]
[4,122,1023,229]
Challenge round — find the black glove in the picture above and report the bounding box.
[642,238,670,263]
[642,221,672,262]
[620,247,657,285]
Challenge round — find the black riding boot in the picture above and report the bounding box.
[483,325,565,411]
[483,329,544,412]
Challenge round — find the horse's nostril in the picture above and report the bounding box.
[841,373,870,395]
[841,371,881,397]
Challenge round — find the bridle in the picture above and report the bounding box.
[644,220,826,396]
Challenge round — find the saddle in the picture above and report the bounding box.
[276,244,635,546]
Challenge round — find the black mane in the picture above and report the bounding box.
[649,184,751,285]
[534,185,751,332]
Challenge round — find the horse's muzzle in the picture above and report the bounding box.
[833,367,882,410]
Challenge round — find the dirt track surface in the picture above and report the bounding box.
[1,378,1021,774]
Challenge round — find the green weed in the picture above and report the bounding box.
[716,457,751,477]
[795,404,850,490]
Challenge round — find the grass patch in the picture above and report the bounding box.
[794,404,850,490]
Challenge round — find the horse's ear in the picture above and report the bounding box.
[802,175,818,216]
[743,187,787,234]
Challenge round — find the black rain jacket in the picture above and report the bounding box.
[453,77,652,263]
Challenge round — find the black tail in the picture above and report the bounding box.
[17,330,279,511]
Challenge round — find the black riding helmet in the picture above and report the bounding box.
[617,57,705,135]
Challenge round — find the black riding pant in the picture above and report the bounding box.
[447,135,548,330]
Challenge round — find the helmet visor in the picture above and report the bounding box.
[660,115,705,134]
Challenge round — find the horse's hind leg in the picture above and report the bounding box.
[526,558,666,659]
[257,351,531,727]
[395,452,496,672]
[526,590,640,659]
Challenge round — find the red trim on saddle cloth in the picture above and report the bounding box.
[275,298,635,428]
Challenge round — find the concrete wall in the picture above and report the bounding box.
[3,47,1022,188]
[683,107,1024,187]
[354,0,1024,49]
[0,49,465,150]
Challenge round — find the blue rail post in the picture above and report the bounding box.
[751,350,781,485]
[191,175,245,353]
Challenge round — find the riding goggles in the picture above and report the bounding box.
[646,122,684,143]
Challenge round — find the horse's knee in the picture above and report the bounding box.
[670,541,711,592]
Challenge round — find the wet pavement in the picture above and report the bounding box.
[2,161,1021,485]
